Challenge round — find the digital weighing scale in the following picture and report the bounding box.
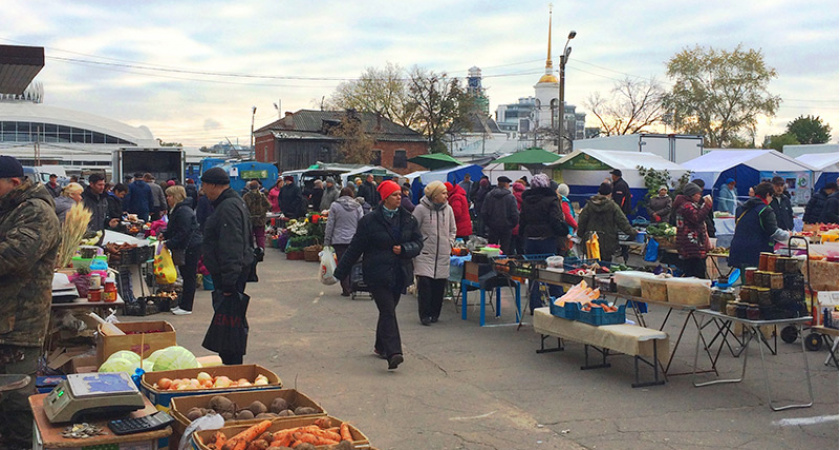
[43,372,145,423]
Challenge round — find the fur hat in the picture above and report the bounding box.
[424,180,447,199]
[531,173,551,189]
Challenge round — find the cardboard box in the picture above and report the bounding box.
[169,388,324,450]
[46,346,91,371]
[192,415,368,450]
[141,365,282,413]
[96,320,176,365]
[464,261,493,283]
[70,354,98,373]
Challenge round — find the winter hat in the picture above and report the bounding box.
[444,181,453,191]
[355,177,363,185]
[658,185,669,194]
[325,176,335,184]
[424,180,447,199]
[531,173,551,189]
[557,183,570,197]
[283,175,294,182]
[377,179,401,201]
[683,182,702,197]
[166,180,176,187]
[0,155,24,178]
[200,167,230,185]
[598,182,612,195]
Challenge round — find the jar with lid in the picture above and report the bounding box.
[739,286,752,302]
[784,258,801,274]
[744,268,757,285]
[735,302,748,319]
[725,302,738,317]
[756,287,772,306]
[770,273,784,290]
[759,253,771,271]
[103,278,118,303]
[747,304,761,320]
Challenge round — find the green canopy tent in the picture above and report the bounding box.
[491,148,561,174]
[408,153,463,170]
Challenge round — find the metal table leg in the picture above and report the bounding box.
[757,323,814,411]
[694,317,752,387]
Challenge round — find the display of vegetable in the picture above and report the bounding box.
[205,417,355,450]
[554,281,601,306]
[646,223,677,237]
[184,394,320,422]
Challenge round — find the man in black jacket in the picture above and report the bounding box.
[278,176,304,219]
[199,167,255,365]
[358,174,380,208]
[820,182,839,224]
[481,176,519,255]
[609,169,632,215]
[804,182,836,224]
[770,176,794,231]
[82,173,119,232]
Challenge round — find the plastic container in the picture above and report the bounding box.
[88,287,103,302]
[103,278,118,303]
[614,271,657,297]
[549,298,579,320]
[570,300,626,326]
[665,277,712,307]
[88,273,102,290]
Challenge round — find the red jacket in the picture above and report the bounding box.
[674,195,712,259]
[511,182,525,236]
[447,183,473,238]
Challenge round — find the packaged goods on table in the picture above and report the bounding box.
[665,277,711,307]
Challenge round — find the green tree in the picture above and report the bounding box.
[763,133,799,152]
[326,62,419,129]
[585,77,667,136]
[330,111,376,164]
[663,44,781,148]
[406,67,472,154]
[786,115,831,144]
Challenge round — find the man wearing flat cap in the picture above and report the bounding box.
[481,176,519,255]
[609,169,631,215]
[319,176,340,211]
[0,155,60,448]
[199,167,255,365]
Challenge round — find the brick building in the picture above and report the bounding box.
[254,109,428,175]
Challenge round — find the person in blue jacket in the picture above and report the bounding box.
[729,182,790,269]
[124,172,154,221]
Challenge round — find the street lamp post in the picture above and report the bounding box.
[250,106,257,150]
[558,30,576,153]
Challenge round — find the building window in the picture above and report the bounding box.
[393,149,407,168]
[370,150,382,166]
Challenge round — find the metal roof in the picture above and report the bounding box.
[257,109,425,141]
[0,45,44,95]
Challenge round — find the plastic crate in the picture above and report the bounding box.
[549,297,579,320]
[124,297,160,316]
[570,300,626,326]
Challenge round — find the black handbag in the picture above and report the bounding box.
[201,291,250,356]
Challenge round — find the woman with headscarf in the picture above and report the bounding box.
[519,174,568,312]
[163,185,203,314]
[333,180,423,370]
[413,181,457,325]
[55,182,83,225]
[577,182,637,261]
[673,182,712,278]
[647,185,672,223]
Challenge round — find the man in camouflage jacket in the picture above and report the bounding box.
[0,156,60,448]
[243,180,271,250]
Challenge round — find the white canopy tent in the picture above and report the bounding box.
[682,150,816,188]
[548,149,688,189]
[796,152,839,172]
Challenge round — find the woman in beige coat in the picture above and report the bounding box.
[413,181,457,325]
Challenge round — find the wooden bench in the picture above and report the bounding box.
[533,307,669,388]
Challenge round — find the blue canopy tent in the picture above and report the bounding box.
[208,160,279,193]
[410,164,484,204]
[682,150,816,206]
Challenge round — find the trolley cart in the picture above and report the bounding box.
[349,260,371,300]
[778,236,818,346]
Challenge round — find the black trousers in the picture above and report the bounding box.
[487,228,513,256]
[333,244,352,295]
[417,276,446,321]
[215,269,250,365]
[177,245,201,311]
[369,285,403,358]
[681,257,707,279]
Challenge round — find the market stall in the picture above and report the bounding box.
[410,164,484,204]
[796,152,839,191]
[548,149,688,212]
[682,150,817,206]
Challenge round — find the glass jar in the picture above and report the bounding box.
[725,302,738,317]
[747,304,761,320]
[756,288,772,306]
[759,253,771,271]
[785,258,801,274]
[770,273,784,290]
[736,303,748,319]
[744,268,757,285]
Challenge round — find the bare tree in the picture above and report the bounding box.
[330,111,376,164]
[326,62,419,129]
[585,77,667,136]
[407,66,472,154]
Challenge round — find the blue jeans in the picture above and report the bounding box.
[525,238,563,311]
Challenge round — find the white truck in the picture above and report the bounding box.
[112,147,185,184]
[572,133,705,164]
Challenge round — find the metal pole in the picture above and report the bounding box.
[250,106,257,150]
[558,56,565,153]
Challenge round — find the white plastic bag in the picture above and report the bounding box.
[179,413,225,450]
[319,246,338,285]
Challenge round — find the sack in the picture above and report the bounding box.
[319,246,337,285]
[201,290,250,355]
[644,238,660,262]
[154,242,178,285]
[171,248,186,266]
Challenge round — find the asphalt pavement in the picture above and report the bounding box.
[127,249,839,449]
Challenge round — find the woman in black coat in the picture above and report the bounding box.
[333,180,423,370]
[163,185,202,314]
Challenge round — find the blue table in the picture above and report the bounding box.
[460,278,521,326]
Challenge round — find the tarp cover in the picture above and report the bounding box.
[549,149,688,190]
[796,153,839,172]
[682,150,816,188]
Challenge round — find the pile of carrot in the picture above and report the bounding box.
[207,418,355,450]
[580,303,619,313]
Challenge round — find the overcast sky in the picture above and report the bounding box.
[3,0,838,148]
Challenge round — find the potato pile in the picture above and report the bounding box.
[185,395,320,422]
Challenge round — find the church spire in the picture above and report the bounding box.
[545,4,553,72]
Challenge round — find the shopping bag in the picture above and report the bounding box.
[644,238,660,262]
[319,246,337,285]
[154,242,178,285]
[201,291,250,355]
